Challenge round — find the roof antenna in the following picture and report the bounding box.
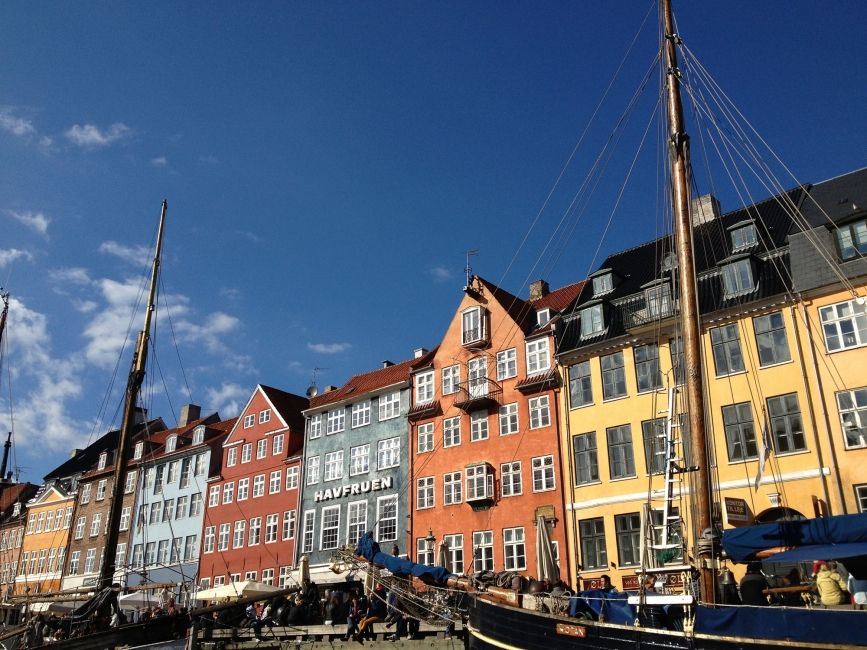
[306,367,325,398]
[464,249,479,288]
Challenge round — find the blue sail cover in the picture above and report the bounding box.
[722,513,867,563]
[355,532,453,585]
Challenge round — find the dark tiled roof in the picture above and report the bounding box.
[0,483,39,522]
[476,276,586,336]
[260,385,309,433]
[799,167,867,228]
[308,356,420,410]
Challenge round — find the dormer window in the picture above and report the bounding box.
[97,451,108,471]
[591,271,614,297]
[133,441,144,460]
[644,281,673,319]
[836,217,867,261]
[536,308,551,328]
[414,371,435,405]
[580,303,605,338]
[165,435,177,453]
[462,306,486,345]
[13,503,20,516]
[192,426,205,444]
[721,257,755,297]
[730,222,758,251]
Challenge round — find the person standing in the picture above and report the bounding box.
[739,562,769,606]
[816,561,848,606]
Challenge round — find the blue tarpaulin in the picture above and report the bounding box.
[568,590,634,625]
[355,532,453,585]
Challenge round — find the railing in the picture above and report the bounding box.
[453,378,502,412]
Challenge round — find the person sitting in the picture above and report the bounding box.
[739,562,769,606]
[778,568,805,607]
[848,573,867,610]
[358,587,387,640]
[599,575,616,592]
[816,561,848,606]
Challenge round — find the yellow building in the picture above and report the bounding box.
[15,484,74,595]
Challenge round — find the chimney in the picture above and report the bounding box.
[529,279,550,301]
[324,385,339,393]
[70,448,82,459]
[0,432,11,482]
[133,406,148,425]
[382,360,394,368]
[413,348,428,359]
[178,404,202,427]
[691,194,721,227]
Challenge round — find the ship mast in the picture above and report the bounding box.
[660,0,715,604]
[97,200,167,590]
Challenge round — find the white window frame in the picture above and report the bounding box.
[379,392,401,421]
[592,273,613,296]
[496,348,517,381]
[244,414,255,428]
[375,495,398,542]
[377,437,400,469]
[282,510,296,541]
[256,438,267,459]
[272,433,284,455]
[347,500,367,546]
[473,530,494,572]
[320,506,341,550]
[470,410,489,442]
[580,303,605,337]
[226,447,238,467]
[525,338,550,374]
[444,471,462,505]
[837,387,867,449]
[529,395,551,429]
[265,513,279,543]
[308,414,322,439]
[418,422,434,453]
[326,409,346,435]
[324,451,344,481]
[351,401,371,428]
[442,365,460,395]
[241,443,252,463]
[466,464,494,501]
[253,474,265,497]
[501,461,522,497]
[248,516,262,546]
[415,371,435,405]
[306,456,321,484]
[349,444,370,476]
[499,403,519,436]
[820,299,867,352]
[269,470,282,493]
[416,476,435,509]
[503,527,526,570]
[302,510,315,554]
[165,435,177,453]
[259,408,271,424]
[285,466,299,489]
[444,416,461,448]
[532,455,555,492]
[462,306,485,345]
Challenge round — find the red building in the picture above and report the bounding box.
[408,276,582,580]
[198,385,307,591]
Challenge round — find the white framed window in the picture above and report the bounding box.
[306,457,320,484]
[529,395,551,429]
[349,444,370,476]
[731,223,758,250]
[645,282,673,318]
[265,513,279,543]
[162,498,175,521]
[415,371,435,404]
[308,414,322,439]
[238,477,250,501]
[184,535,198,561]
[471,411,489,442]
[244,414,255,428]
[241,443,252,463]
[442,365,460,395]
[253,474,265,497]
[269,470,282,493]
[149,502,161,525]
[124,470,137,494]
[445,534,464,574]
[244,570,256,581]
[444,416,461,447]
[473,530,494,572]
[154,464,164,494]
[134,441,144,459]
[722,258,755,296]
[223,481,234,504]
[468,356,488,397]
[592,273,613,296]
[74,516,85,540]
[165,435,177,453]
[320,506,341,550]
[532,455,555,492]
[416,476,435,509]
[278,566,293,589]
[84,548,96,573]
[417,537,434,566]
[204,528,215,554]
[80,483,91,504]
[272,433,284,455]
[282,510,296,540]
[69,550,81,575]
[580,304,605,337]
[444,471,462,505]
[256,438,267,459]
[302,510,315,554]
[820,299,867,352]
[190,493,203,517]
[466,464,494,501]
[248,517,262,546]
[377,437,400,469]
[375,495,398,542]
[192,425,205,444]
[347,501,367,546]
[462,306,485,344]
[180,458,193,491]
[326,409,345,435]
[856,485,867,513]
[496,348,517,381]
[208,485,220,507]
[261,568,274,585]
[174,495,188,519]
[97,451,108,470]
[285,466,299,489]
[537,308,551,328]
[418,422,434,453]
[837,387,867,449]
[167,460,179,484]
[351,401,371,428]
[504,527,526,570]
[90,512,102,537]
[499,403,519,436]
[501,461,522,497]
[324,451,344,481]
[96,479,107,501]
[233,520,246,548]
[259,408,271,424]
[525,338,550,374]
[227,447,238,467]
[379,392,400,421]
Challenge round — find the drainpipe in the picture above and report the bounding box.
[558,358,581,587]
[552,383,572,582]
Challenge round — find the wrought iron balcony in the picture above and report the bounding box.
[452,378,502,412]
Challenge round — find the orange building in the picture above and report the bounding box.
[15,484,74,595]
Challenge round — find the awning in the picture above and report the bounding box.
[765,541,867,563]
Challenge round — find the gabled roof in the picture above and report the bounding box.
[476,276,533,331]
[474,276,585,337]
[0,482,39,523]
[260,385,308,433]
[532,281,586,312]
[308,354,426,411]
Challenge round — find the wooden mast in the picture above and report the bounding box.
[97,200,167,590]
[660,0,715,604]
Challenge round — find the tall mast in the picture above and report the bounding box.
[97,200,167,590]
[660,0,715,604]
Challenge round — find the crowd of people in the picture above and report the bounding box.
[734,560,867,608]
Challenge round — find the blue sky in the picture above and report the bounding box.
[1,1,865,482]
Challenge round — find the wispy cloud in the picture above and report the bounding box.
[98,241,152,267]
[235,230,261,244]
[72,299,98,314]
[307,342,351,354]
[429,265,454,282]
[0,248,33,268]
[5,210,50,236]
[219,287,243,301]
[151,156,167,167]
[65,122,133,148]
[0,107,35,137]
[199,155,218,165]
[204,382,248,418]
[49,267,92,285]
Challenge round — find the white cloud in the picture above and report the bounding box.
[151,156,167,167]
[65,122,132,148]
[82,278,144,367]
[72,299,98,313]
[429,265,454,282]
[219,287,242,301]
[307,342,351,354]
[49,267,92,285]
[204,382,248,418]
[6,210,50,236]
[99,240,152,268]
[199,155,218,165]
[0,107,35,137]
[0,248,33,268]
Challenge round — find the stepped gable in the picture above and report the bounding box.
[799,167,867,228]
[259,385,308,433]
[309,356,420,409]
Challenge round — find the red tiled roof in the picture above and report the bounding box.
[260,385,308,433]
[532,280,586,312]
[308,356,419,409]
[477,276,532,330]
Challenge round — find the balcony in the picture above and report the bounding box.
[407,400,440,422]
[453,378,502,413]
[516,369,559,395]
[619,292,677,331]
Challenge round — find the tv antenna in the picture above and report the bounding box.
[464,249,479,287]
[306,367,326,398]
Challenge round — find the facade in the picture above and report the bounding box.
[300,356,429,584]
[16,484,75,595]
[127,409,233,598]
[198,385,306,591]
[0,482,39,615]
[408,276,582,579]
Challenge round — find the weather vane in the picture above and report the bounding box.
[464,249,479,288]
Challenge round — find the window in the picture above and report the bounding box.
[218,524,230,551]
[856,485,867,513]
[184,535,198,561]
[115,543,127,568]
[379,392,400,420]
[80,483,91,504]
[532,455,555,491]
[466,464,494,501]
[98,451,108,470]
[125,470,137,493]
[306,456,321,484]
[237,477,249,501]
[592,272,613,296]
[501,461,522,497]
[767,393,807,453]
[351,401,371,428]
[326,410,345,435]
[417,477,434,509]
[163,498,175,522]
[96,479,108,501]
[269,470,282,493]
[615,513,641,566]
[537,308,551,327]
[820,299,867,352]
[176,495,189,518]
[134,441,144,459]
[302,511,315,554]
[580,304,604,337]
[634,344,662,392]
[444,416,461,447]
[69,551,81,575]
[607,424,635,479]
[445,534,464,574]
[259,408,271,424]
[244,413,255,428]
[731,223,757,250]
[504,527,526,570]
[444,471,462,505]
[308,414,322,439]
[324,451,344,481]
[529,395,551,429]
[285,466,299,489]
[470,411,489,441]
[417,538,434,566]
[241,443,252,463]
[253,474,265,497]
[721,258,754,296]
[415,371,435,404]
[376,496,398,542]
[204,527,215,554]
[149,502,161,525]
[579,518,607,570]
[495,349,517,381]
[377,437,400,469]
[248,517,262,546]
[90,512,102,537]
[347,501,367,546]
[279,567,292,589]
[265,513,279,543]
[468,357,488,397]
[499,403,519,436]
[601,351,627,399]
[837,387,867,449]
[272,433,284,455]
[193,425,205,444]
[526,338,550,374]
[722,402,759,461]
[569,360,592,407]
[233,520,246,548]
[222,481,234,504]
[442,365,460,395]
[711,323,745,375]
[282,510,296,541]
[754,312,791,366]
[473,531,494,572]
[417,422,434,453]
[180,458,192,487]
[74,516,85,540]
[35,512,44,533]
[208,486,220,507]
[165,435,177,453]
[256,438,268,458]
[641,418,668,474]
[462,306,484,344]
[244,570,256,581]
[261,568,274,585]
[836,218,867,260]
[154,464,166,494]
[573,432,599,485]
[349,444,370,476]
[84,548,96,573]
[167,460,179,484]
[191,493,203,518]
[645,282,673,318]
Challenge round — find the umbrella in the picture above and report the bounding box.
[535,514,560,583]
[118,592,161,608]
[437,539,452,574]
[194,580,278,601]
[297,554,310,585]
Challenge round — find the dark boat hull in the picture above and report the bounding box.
[44,616,179,650]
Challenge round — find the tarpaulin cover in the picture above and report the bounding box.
[722,513,867,563]
[568,590,634,625]
[695,604,867,645]
[355,532,453,585]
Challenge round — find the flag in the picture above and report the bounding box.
[753,418,772,490]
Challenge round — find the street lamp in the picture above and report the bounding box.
[425,528,436,557]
